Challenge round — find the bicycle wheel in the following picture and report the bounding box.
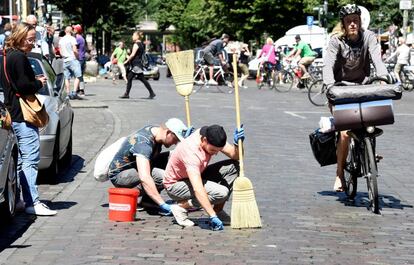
[275,70,293,92]
[217,72,234,94]
[344,138,358,200]
[364,137,379,214]
[308,79,327,106]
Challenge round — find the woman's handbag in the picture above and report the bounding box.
[3,50,49,128]
[0,103,12,130]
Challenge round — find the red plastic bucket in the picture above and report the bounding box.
[108,188,140,222]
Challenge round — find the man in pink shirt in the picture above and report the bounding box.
[164,125,245,230]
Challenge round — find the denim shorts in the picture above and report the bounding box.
[64,60,82,79]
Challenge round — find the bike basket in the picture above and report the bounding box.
[333,99,394,131]
[309,129,337,167]
[327,84,402,105]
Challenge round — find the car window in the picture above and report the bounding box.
[41,58,56,86]
[28,58,49,96]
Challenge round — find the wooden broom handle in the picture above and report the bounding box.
[232,54,244,177]
[184,95,191,127]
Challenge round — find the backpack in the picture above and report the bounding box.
[93,137,126,182]
[138,42,149,69]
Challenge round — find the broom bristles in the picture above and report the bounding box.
[231,176,262,229]
[166,50,194,96]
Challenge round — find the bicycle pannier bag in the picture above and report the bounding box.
[327,84,402,105]
[309,129,337,167]
[333,99,394,131]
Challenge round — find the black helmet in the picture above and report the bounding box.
[339,4,361,20]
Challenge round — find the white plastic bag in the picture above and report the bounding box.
[319,116,335,133]
[94,137,126,182]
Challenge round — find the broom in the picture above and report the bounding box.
[165,50,194,127]
[230,53,262,229]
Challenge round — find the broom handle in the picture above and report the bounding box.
[184,95,191,127]
[232,54,244,178]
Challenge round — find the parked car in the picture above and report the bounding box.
[0,100,18,222]
[0,52,74,183]
[143,54,160,80]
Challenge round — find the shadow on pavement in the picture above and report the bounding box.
[318,191,413,211]
[37,155,85,185]
[0,214,35,253]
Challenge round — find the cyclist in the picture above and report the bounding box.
[202,33,230,85]
[385,37,410,84]
[257,37,277,85]
[287,34,316,80]
[322,4,390,192]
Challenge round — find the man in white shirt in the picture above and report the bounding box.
[25,15,50,60]
[387,37,411,83]
[59,26,82,99]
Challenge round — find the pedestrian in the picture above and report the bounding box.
[73,24,87,96]
[119,31,156,99]
[163,125,245,230]
[201,33,230,85]
[238,43,250,88]
[25,15,50,60]
[385,37,410,83]
[110,41,128,83]
[323,4,391,192]
[105,118,192,215]
[0,23,12,49]
[0,23,56,216]
[59,26,83,100]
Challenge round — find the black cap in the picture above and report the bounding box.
[200,125,227,147]
[295,34,301,40]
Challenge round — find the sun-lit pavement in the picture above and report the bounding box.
[1,68,414,264]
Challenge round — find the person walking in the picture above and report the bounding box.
[119,31,155,99]
[0,23,56,216]
[110,41,128,83]
[238,44,250,88]
[59,26,82,100]
[25,15,50,61]
[163,125,245,230]
[0,23,12,49]
[73,24,86,96]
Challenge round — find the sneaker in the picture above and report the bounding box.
[171,205,194,227]
[119,94,129,99]
[208,79,218,86]
[78,89,85,97]
[238,80,243,88]
[301,72,311,79]
[195,80,204,85]
[216,210,231,226]
[25,202,57,216]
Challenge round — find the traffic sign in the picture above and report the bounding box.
[307,16,314,27]
[400,0,412,10]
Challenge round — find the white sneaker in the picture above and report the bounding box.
[195,80,204,85]
[25,202,57,216]
[171,205,194,227]
[208,79,218,85]
[216,210,231,225]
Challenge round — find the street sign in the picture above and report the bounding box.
[307,16,314,27]
[400,0,412,10]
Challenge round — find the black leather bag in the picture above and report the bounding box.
[309,129,337,167]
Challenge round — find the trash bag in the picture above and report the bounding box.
[309,129,337,167]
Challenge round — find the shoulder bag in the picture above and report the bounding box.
[3,50,49,128]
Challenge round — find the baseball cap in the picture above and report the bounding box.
[165,118,187,141]
[73,24,82,33]
[200,125,227,148]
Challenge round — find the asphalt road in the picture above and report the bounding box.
[1,67,414,264]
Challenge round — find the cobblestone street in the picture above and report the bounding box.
[1,69,414,264]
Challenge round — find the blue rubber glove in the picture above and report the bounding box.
[159,203,172,216]
[209,216,224,231]
[233,124,245,146]
[184,126,195,138]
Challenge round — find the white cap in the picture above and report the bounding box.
[165,118,187,141]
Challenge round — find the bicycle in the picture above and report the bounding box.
[256,62,276,90]
[193,61,234,94]
[277,59,316,92]
[308,79,327,106]
[330,77,400,214]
